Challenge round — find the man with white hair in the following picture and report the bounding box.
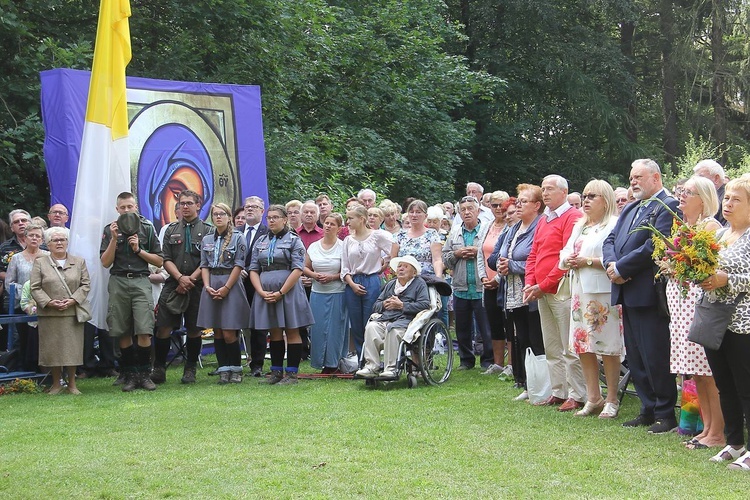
[567,192,582,210]
[613,187,630,215]
[523,174,585,411]
[47,204,69,228]
[603,159,678,433]
[452,182,493,230]
[357,189,377,209]
[694,159,727,225]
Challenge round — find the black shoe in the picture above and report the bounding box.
[137,372,156,391]
[251,367,263,377]
[261,370,284,385]
[113,373,126,386]
[648,418,678,434]
[181,366,197,384]
[121,373,137,392]
[150,366,167,384]
[622,414,656,428]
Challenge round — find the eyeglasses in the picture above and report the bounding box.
[12,218,29,225]
[681,189,698,197]
[212,212,228,218]
[616,198,628,204]
[459,196,477,204]
[490,203,503,208]
[26,233,43,239]
[50,238,67,244]
[244,204,263,211]
[581,193,599,201]
[178,201,195,207]
[48,211,67,216]
[515,199,533,206]
[266,216,285,222]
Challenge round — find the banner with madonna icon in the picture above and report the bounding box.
[40,68,267,231]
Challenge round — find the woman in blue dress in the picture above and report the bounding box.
[249,205,314,385]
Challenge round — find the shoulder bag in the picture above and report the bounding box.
[688,292,746,351]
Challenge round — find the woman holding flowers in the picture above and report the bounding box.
[698,175,750,469]
[559,180,623,418]
[665,176,724,449]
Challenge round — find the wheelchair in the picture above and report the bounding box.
[357,286,454,388]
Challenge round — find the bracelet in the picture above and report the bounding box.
[135,248,142,255]
[177,274,183,280]
[277,290,283,296]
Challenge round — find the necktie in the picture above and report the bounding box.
[184,222,192,252]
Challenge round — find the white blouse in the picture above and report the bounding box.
[341,230,394,278]
[307,239,345,294]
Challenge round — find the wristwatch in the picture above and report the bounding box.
[586,258,593,266]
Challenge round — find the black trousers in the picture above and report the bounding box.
[82,322,118,373]
[507,306,544,386]
[454,297,493,368]
[705,330,750,448]
[622,305,676,420]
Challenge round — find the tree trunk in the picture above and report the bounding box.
[659,0,678,174]
[620,20,638,144]
[711,0,728,164]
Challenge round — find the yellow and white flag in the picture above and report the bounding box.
[69,0,132,329]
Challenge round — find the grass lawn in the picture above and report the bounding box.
[0,360,745,499]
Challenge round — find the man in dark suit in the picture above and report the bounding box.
[602,159,678,433]
[240,196,269,376]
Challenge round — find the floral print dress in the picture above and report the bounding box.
[565,223,624,356]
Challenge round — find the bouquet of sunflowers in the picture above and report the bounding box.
[648,209,722,297]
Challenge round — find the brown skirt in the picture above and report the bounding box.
[38,315,84,367]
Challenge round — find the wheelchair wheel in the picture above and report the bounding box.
[407,373,418,389]
[419,318,453,386]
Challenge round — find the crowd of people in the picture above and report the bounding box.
[3,158,750,470]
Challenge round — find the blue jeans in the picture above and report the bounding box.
[344,273,381,357]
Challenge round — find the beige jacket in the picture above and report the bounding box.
[30,254,90,317]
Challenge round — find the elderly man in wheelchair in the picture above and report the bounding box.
[355,255,430,380]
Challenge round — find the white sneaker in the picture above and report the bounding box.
[380,370,397,379]
[514,390,529,401]
[481,364,504,375]
[498,365,514,379]
[355,367,379,379]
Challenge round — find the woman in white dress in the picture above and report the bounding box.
[560,180,623,418]
[667,176,723,449]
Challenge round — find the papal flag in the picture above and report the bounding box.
[69,0,132,329]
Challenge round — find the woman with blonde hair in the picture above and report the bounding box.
[341,204,398,355]
[699,176,750,468]
[380,202,402,235]
[197,202,251,384]
[560,179,622,417]
[669,176,723,448]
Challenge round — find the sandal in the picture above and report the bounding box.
[574,398,605,416]
[683,437,700,446]
[709,445,746,463]
[728,451,750,470]
[686,441,709,450]
[598,401,620,419]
